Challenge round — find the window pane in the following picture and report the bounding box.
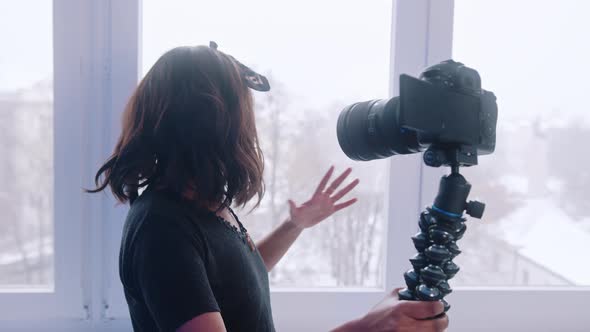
[142,0,391,287]
[452,0,590,286]
[0,1,54,288]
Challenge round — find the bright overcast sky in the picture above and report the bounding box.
[1,0,590,122]
[141,0,392,111]
[0,1,52,92]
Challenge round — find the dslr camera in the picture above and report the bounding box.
[337,60,497,167]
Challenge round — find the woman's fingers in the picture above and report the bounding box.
[330,178,360,202]
[313,166,335,196]
[398,300,445,320]
[333,198,357,212]
[324,167,352,195]
[415,315,449,332]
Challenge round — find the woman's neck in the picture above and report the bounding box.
[181,186,227,213]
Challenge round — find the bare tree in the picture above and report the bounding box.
[327,190,384,286]
[242,78,387,287]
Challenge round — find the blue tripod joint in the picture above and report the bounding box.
[431,205,463,218]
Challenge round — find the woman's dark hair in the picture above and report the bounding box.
[88,45,265,210]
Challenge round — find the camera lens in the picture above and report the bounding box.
[336,97,420,161]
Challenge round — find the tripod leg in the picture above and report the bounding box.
[399,208,466,312]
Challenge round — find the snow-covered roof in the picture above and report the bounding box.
[498,198,590,285]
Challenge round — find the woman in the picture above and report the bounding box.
[89,43,448,332]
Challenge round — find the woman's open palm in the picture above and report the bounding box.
[288,166,360,229]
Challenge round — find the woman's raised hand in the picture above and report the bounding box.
[287,166,359,230]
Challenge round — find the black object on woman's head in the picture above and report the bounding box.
[210,41,271,92]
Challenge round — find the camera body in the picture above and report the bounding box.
[337,60,498,167]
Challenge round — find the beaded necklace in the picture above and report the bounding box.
[215,207,256,252]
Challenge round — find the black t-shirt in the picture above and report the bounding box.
[119,188,275,332]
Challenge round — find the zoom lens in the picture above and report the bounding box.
[336,98,420,161]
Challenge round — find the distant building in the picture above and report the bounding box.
[0,80,53,286]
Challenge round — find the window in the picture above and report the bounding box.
[107,1,590,330]
[0,1,586,330]
[142,0,392,288]
[451,0,590,286]
[0,0,53,289]
[0,0,84,322]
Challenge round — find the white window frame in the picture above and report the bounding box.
[0,0,588,331]
[0,0,138,329]
[0,0,87,322]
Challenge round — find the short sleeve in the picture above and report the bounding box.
[133,216,220,331]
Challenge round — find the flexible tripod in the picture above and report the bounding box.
[398,146,485,312]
